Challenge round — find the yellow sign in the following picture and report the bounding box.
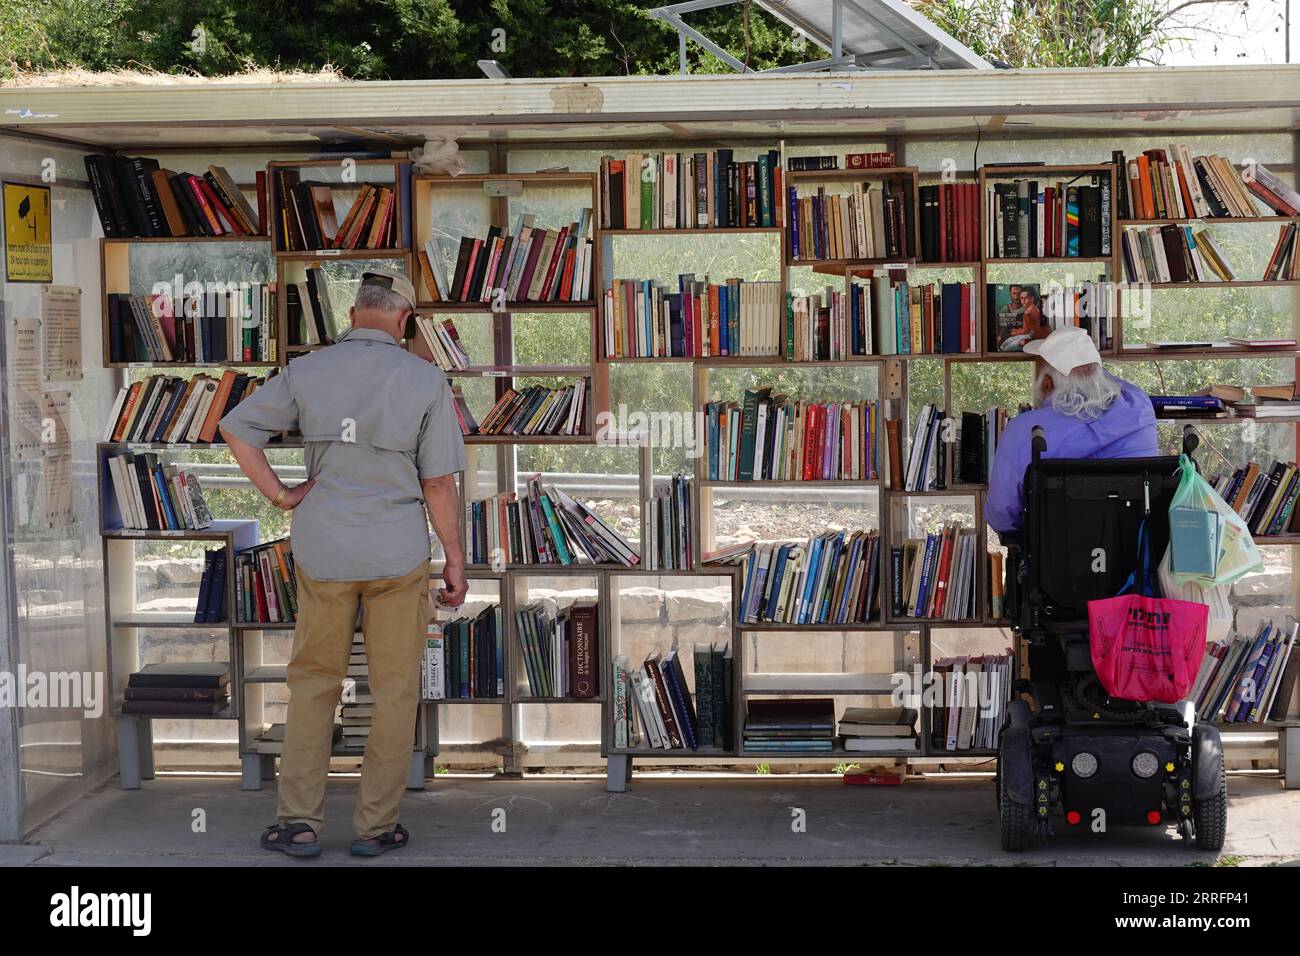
[4,182,53,282]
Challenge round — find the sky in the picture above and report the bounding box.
[1159,0,1295,64]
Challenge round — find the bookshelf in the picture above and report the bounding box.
[94,141,1300,796]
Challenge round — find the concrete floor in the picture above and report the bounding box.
[6,770,1299,866]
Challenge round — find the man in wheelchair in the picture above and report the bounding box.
[985,327,1227,851]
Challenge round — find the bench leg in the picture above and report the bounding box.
[240,754,263,791]
[406,750,427,790]
[116,717,142,790]
[606,754,630,793]
[136,719,154,780]
[1283,728,1299,790]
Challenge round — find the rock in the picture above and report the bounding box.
[665,586,730,624]
[615,586,664,622]
[1231,571,1291,605]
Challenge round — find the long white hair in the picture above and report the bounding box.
[1033,362,1120,420]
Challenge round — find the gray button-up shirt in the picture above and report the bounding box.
[219,327,467,581]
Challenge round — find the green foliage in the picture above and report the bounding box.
[918,0,1193,67]
[2,0,809,81]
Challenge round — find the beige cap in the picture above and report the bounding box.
[359,269,417,311]
[1023,326,1102,375]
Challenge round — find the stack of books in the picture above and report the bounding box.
[466,475,638,567]
[121,663,231,716]
[704,389,879,482]
[736,531,882,626]
[340,636,373,750]
[1149,395,1230,420]
[107,284,277,364]
[193,549,228,623]
[929,651,1015,750]
[902,404,1020,490]
[285,266,345,347]
[788,286,862,360]
[105,452,213,531]
[839,706,920,753]
[987,281,1114,352]
[421,623,445,700]
[603,276,781,358]
[1120,225,1235,282]
[1264,223,1300,281]
[846,277,976,356]
[438,605,505,699]
[645,474,693,571]
[617,646,730,750]
[272,171,401,251]
[467,382,588,437]
[600,150,783,230]
[515,600,599,699]
[85,157,262,238]
[1116,148,1298,219]
[235,540,298,624]
[413,315,471,370]
[890,523,979,621]
[985,174,1111,258]
[1210,459,1300,537]
[1203,382,1300,418]
[104,370,268,446]
[742,698,836,753]
[787,151,896,172]
[787,176,915,261]
[1192,621,1298,723]
[423,211,593,304]
[956,407,1018,485]
[918,183,981,262]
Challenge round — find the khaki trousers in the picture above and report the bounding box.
[277,560,429,838]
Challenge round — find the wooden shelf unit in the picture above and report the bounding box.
[96,141,1300,795]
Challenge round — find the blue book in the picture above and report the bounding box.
[835,535,863,623]
[1169,506,1217,576]
[798,537,824,624]
[152,466,179,529]
[764,545,790,622]
[849,288,861,356]
[914,534,937,617]
[818,533,845,622]
[738,550,758,624]
[205,550,227,623]
[194,550,216,623]
[719,281,730,356]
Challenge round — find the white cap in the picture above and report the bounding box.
[1022,326,1101,375]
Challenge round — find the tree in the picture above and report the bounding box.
[916,0,1247,67]
[0,0,807,82]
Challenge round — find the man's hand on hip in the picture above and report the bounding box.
[274,478,316,510]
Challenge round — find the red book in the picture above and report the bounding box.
[681,282,694,356]
[460,240,482,301]
[936,184,948,262]
[844,770,903,786]
[802,403,819,481]
[538,225,570,301]
[568,601,599,698]
[251,563,269,622]
[929,527,956,617]
[185,174,224,235]
[959,283,972,353]
[198,176,244,236]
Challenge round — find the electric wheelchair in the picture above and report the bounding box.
[995,426,1227,851]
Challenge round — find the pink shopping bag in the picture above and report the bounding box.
[1087,593,1208,703]
[1087,516,1208,703]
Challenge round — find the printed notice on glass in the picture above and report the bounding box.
[41,285,83,382]
[40,390,73,528]
[10,316,43,459]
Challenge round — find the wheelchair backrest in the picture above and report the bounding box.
[1022,455,1182,622]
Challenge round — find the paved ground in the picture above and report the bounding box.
[6,770,1298,866]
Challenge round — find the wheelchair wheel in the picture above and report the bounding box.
[1192,742,1228,853]
[998,732,1034,852]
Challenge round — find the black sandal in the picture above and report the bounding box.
[350,823,409,857]
[261,822,322,858]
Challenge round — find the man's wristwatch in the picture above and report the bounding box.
[271,485,289,509]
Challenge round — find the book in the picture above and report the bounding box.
[788,174,915,260]
[86,155,264,238]
[600,150,780,229]
[127,662,230,689]
[704,395,879,482]
[604,276,781,359]
[734,531,882,626]
[839,706,918,737]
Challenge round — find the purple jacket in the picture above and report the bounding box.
[984,376,1158,534]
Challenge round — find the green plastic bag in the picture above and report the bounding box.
[1167,454,1264,588]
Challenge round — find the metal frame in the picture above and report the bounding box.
[651,0,992,74]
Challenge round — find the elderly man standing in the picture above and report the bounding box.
[220,270,467,858]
